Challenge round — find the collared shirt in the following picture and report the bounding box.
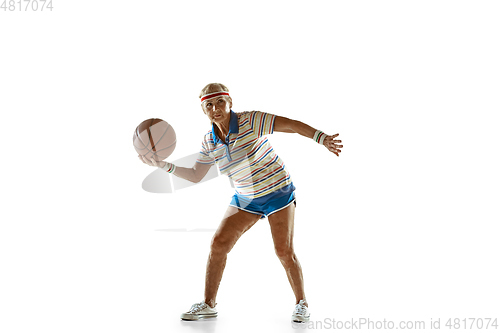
[210,109,240,161]
[197,110,293,198]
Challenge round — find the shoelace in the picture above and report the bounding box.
[188,302,207,314]
[293,303,307,316]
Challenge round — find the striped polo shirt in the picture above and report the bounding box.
[196,110,293,198]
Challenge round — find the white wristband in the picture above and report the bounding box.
[161,162,176,174]
[313,130,327,145]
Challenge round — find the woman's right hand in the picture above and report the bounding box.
[138,154,167,168]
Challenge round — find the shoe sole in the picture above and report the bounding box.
[292,315,310,323]
[181,313,218,321]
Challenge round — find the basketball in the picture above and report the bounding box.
[133,118,176,161]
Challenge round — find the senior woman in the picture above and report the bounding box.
[139,83,342,323]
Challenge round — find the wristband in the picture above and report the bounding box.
[161,162,176,174]
[313,130,327,145]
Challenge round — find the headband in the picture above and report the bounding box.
[200,91,230,103]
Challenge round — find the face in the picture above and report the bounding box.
[202,96,232,124]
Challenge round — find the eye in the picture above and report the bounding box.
[218,98,224,103]
[206,102,212,107]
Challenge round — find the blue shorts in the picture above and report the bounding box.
[229,183,296,219]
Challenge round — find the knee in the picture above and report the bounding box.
[275,246,295,263]
[210,235,233,255]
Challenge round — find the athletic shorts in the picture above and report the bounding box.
[229,183,296,219]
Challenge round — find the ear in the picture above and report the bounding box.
[228,96,233,109]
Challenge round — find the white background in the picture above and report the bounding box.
[1,1,499,332]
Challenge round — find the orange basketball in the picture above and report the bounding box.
[133,118,176,161]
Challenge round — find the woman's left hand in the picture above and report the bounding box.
[324,133,343,156]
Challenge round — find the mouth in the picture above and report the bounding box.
[213,114,221,119]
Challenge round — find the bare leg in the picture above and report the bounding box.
[267,202,308,307]
[204,206,261,308]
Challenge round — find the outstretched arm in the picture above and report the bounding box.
[139,156,212,183]
[274,115,343,156]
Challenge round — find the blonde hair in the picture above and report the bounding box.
[199,83,229,98]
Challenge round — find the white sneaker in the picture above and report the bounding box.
[291,300,310,323]
[180,301,218,321]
